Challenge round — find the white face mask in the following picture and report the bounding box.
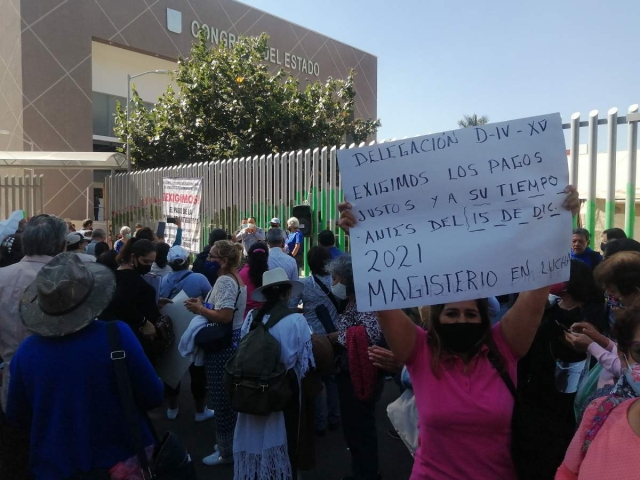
[331,282,348,300]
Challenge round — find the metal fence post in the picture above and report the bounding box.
[586,110,598,245]
[605,108,618,231]
[625,104,639,238]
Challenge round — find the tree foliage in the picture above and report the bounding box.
[114,32,380,170]
[457,113,489,128]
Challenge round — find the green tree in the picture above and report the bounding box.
[457,113,489,128]
[114,32,380,169]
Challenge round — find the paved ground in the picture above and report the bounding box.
[150,377,414,479]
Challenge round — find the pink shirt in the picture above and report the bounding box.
[406,324,518,480]
[556,398,640,480]
[238,265,263,319]
[586,340,621,388]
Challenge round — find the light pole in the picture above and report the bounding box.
[126,69,171,172]
[0,130,34,150]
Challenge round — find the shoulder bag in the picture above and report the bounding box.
[488,352,530,480]
[194,275,241,354]
[107,322,196,479]
[312,275,340,334]
[387,389,418,457]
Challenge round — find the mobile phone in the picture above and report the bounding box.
[555,319,571,333]
[156,221,166,237]
[167,217,177,224]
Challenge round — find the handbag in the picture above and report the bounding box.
[107,322,197,479]
[387,389,419,456]
[194,275,241,354]
[149,314,175,355]
[488,352,532,480]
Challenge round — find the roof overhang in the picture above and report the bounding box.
[0,151,127,169]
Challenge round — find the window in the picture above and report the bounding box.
[92,92,154,137]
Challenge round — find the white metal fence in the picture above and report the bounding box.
[0,174,45,219]
[107,103,640,257]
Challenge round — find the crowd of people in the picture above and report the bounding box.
[2,192,640,480]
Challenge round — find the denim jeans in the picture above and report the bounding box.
[315,374,341,430]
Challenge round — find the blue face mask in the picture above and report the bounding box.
[205,260,220,270]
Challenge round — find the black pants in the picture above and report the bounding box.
[0,408,31,479]
[164,363,207,399]
[336,372,384,480]
[283,371,301,479]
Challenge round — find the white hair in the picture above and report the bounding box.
[120,226,131,235]
[287,217,300,228]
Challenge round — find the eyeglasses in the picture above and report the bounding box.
[207,254,221,260]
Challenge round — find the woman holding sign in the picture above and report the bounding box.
[337,186,579,480]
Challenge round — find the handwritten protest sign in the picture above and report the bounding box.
[163,178,202,252]
[337,113,571,312]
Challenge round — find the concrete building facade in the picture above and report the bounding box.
[0,0,377,219]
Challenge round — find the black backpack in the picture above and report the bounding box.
[224,302,293,416]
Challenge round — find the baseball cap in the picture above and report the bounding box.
[270,217,281,225]
[66,232,84,246]
[168,245,189,265]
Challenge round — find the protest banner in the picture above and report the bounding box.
[337,113,571,312]
[162,178,202,252]
[155,290,194,389]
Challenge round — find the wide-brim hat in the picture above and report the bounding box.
[251,267,303,302]
[20,252,116,337]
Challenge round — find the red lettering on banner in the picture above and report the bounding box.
[163,193,201,204]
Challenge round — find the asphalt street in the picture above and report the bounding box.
[150,376,415,479]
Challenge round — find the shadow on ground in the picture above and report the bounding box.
[151,377,414,479]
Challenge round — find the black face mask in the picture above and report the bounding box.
[134,259,152,275]
[600,242,607,254]
[435,323,486,353]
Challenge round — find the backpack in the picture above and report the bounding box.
[224,302,293,416]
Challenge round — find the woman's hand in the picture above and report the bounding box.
[158,297,173,309]
[563,185,580,216]
[570,322,609,349]
[564,331,594,352]
[185,297,204,314]
[338,202,356,235]
[368,346,404,374]
[140,320,156,339]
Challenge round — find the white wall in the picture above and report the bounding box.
[91,42,177,102]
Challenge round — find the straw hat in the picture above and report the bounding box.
[251,267,303,302]
[20,253,116,337]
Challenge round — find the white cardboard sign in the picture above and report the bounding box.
[155,290,195,389]
[337,113,572,312]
